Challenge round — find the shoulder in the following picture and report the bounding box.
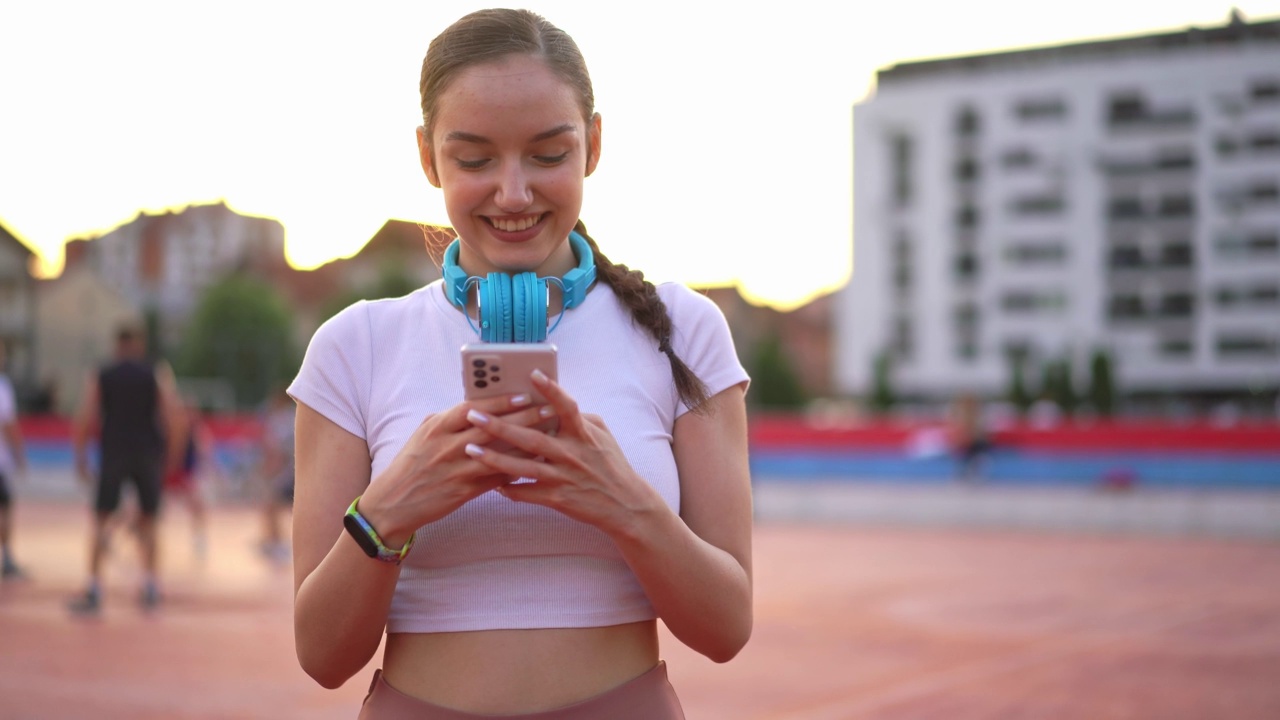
[656,283,725,320]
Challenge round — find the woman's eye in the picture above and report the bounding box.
[457,158,489,170]
[534,152,569,165]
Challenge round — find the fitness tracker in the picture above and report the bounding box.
[343,497,415,564]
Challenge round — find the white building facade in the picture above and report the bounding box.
[838,15,1280,408]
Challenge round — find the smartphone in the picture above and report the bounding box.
[461,342,560,443]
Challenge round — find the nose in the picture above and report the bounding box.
[494,161,533,212]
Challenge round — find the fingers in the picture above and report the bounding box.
[530,370,584,435]
[433,393,535,434]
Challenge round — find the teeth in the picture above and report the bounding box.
[491,216,538,232]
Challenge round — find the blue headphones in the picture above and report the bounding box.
[443,230,597,342]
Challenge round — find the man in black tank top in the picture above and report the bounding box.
[70,324,185,614]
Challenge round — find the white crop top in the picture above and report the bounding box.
[288,280,748,633]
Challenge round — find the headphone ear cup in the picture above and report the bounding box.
[481,273,514,342]
[512,272,546,343]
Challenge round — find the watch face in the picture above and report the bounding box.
[343,512,382,559]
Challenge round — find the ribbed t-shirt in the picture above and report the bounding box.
[289,279,749,633]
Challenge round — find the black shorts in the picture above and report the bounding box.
[0,471,10,508]
[96,453,164,516]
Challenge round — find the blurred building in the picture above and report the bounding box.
[702,286,834,402]
[34,266,141,415]
[839,11,1280,412]
[63,200,287,355]
[0,221,38,399]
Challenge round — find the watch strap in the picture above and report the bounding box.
[344,497,415,564]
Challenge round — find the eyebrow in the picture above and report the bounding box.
[444,124,578,145]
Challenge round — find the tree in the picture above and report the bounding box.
[870,351,896,415]
[177,273,299,409]
[320,257,421,323]
[1042,356,1079,418]
[748,332,807,410]
[1089,349,1116,417]
[1007,349,1033,415]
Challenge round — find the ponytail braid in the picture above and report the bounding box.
[573,220,712,415]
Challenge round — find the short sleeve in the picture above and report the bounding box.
[288,302,373,440]
[660,285,750,417]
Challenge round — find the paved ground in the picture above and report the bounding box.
[2,483,1279,719]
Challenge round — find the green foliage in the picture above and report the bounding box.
[1041,356,1079,417]
[177,273,298,409]
[870,351,895,415]
[748,333,808,410]
[320,257,420,323]
[1007,351,1032,414]
[1089,349,1116,417]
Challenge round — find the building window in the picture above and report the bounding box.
[1158,337,1194,359]
[1157,293,1195,318]
[892,234,912,291]
[1249,182,1279,203]
[954,252,979,282]
[1157,195,1195,218]
[956,205,980,229]
[954,156,980,183]
[1154,148,1195,170]
[1251,132,1280,153]
[1159,242,1194,267]
[1109,246,1145,269]
[1011,195,1065,215]
[1001,147,1035,169]
[1107,93,1146,124]
[1005,242,1067,265]
[892,316,914,359]
[1002,291,1064,313]
[954,303,980,361]
[1251,79,1280,103]
[955,106,981,137]
[1108,295,1145,320]
[891,133,913,207]
[1217,335,1278,358]
[1015,97,1067,121]
[1108,197,1144,220]
[1216,285,1280,308]
[1216,231,1280,258]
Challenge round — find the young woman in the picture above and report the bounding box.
[289,9,752,718]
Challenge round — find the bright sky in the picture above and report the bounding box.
[3,1,1277,310]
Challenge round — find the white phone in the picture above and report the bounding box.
[461,342,560,441]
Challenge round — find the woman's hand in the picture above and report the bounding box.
[355,393,560,546]
[462,370,662,535]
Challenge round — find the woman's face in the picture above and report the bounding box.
[420,53,600,278]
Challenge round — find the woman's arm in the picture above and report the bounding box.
[292,403,398,689]
[469,377,754,662]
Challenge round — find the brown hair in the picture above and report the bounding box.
[420,9,711,413]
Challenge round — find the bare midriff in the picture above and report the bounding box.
[380,619,660,713]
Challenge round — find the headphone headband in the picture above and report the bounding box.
[442,230,596,342]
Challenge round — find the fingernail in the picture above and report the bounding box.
[531,369,548,384]
[465,443,485,457]
[539,405,556,418]
[467,409,489,425]
[510,394,530,406]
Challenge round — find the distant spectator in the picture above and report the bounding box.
[258,386,295,564]
[951,393,991,482]
[163,397,213,561]
[0,343,28,580]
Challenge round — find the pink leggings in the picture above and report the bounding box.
[357,661,685,719]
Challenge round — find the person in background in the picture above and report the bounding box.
[289,10,752,718]
[70,324,185,614]
[0,343,28,580]
[258,385,295,564]
[163,396,213,561]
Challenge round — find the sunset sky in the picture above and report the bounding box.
[3,1,1277,310]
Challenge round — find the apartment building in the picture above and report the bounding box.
[837,12,1280,408]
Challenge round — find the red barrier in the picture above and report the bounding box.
[18,414,264,443]
[747,414,1280,454]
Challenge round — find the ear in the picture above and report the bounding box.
[584,113,602,177]
[417,126,441,188]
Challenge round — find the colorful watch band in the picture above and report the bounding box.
[343,497,415,564]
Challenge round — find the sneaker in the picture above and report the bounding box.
[68,589,102,616]
[139,584,161,611]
